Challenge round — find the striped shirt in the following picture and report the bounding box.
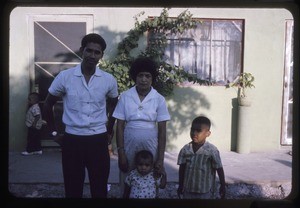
[25,103,43,130]
[177,141,223,194]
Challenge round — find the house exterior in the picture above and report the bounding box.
[9,6,294,153]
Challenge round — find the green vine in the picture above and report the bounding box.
[100,8,211,97]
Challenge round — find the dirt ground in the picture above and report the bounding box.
[8,182,290,199]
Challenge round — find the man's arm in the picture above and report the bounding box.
[42,93,60,133]
[106,97,118,140]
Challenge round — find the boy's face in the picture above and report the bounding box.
[28,95,38,106]
[136,157,153,176]
[190,123,211,145]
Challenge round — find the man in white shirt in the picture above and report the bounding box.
[43,33,118,198]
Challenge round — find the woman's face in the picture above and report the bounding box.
[135,71,153,91]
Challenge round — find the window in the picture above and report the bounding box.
[29,15,93,100]
[163,19,244,85]
[33,21,86,100]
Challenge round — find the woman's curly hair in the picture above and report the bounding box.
[129,57,159,83]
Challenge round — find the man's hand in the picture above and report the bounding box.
[107,132,114,145]
[50,131,63,146]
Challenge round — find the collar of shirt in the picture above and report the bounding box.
[131,86,157,104]
[188,141,211,154]
[73,64,103,77]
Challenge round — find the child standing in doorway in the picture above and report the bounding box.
[123,150,167,198]
[21,92,45,156]
[177,116,226,199]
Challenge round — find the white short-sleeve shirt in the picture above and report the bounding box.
[48,64,118,135]
[112,86,170,128]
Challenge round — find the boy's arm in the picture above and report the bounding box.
[177,164,186,197]
[32,115,41,128]
[216,167,226,199]
[123,183,131,198]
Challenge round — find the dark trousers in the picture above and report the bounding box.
[26,127,42,152]
[61,132,110,198]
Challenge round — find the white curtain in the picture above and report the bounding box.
[164,20,243,85]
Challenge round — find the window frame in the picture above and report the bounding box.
[149,17,245,86]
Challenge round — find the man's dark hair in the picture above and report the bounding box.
[81,33,107,51]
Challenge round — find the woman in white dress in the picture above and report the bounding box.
[113,57,171,197]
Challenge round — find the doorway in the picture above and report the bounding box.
[281,19,293,145]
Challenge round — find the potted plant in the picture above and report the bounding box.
[228,72,255,106]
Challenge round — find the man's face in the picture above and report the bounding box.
[81,42,103,67]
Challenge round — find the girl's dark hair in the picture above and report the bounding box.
[135,150,154,164]
[81,33,107,51]
[129,57,159,82]
[192,116,211,129]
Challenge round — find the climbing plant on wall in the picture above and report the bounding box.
[100,8,211,97]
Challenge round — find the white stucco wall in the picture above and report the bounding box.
[9,6,293,152]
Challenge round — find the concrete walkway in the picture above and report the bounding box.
[6,146,296,205]
[8,146,293,185]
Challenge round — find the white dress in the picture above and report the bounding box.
[113,86,171,169]
[125,169,162,198]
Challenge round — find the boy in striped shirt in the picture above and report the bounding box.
[177,116,226,199]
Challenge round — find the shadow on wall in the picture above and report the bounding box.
[166,86,211,151]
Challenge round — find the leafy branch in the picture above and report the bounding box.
[100,8,211,97]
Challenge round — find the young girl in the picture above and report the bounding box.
[123,150,167,199]
[22,92,45,156]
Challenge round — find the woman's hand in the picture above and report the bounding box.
[118,150,128,172]
[154,160,163,175]
[177,186,184,199]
